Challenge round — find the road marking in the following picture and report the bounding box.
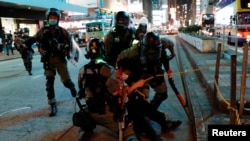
[0,106,31,116]
[32,75,43,79]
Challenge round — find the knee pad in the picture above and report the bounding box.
[46,77,55,88]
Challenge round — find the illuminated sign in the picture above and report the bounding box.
[241,0,250,8]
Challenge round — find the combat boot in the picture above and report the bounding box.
[161,120,182,133]
[28,71,32,75]
[49,103,57,117]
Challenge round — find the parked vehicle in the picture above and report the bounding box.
[85,21,111,43]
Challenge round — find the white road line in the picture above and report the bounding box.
[32,75,43,79]
[0,106,31,116]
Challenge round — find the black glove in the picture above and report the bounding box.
[78,88,85,99]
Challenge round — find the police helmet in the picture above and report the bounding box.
[136,23,147,39]
[114,11,130,28]
[45,8,61,26]
[140,32,162,62]
[23,28,29,34]
[85,38,105,60]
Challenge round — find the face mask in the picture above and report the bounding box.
[48,19,57,26]
[91,49,96,53]
[121,72,129,81]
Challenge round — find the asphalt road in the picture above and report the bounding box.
[0,36,197,141]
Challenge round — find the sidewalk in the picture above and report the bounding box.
[178,36,250,118]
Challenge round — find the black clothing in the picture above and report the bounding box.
[24,25,77,115]
[16,35,34,74]
[0,29,5,53]
[78,60,115,115]
[5,33,14,55]
[104,27,135,66]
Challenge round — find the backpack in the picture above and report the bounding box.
[83,62,106,92]
[81,61,119,114]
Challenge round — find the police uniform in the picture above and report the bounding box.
[104,11,135,67]
[24,8,77,117]
[117,32,175,109]
[77,38,139,141]
[16,29,34,75]
[115,33,182,140]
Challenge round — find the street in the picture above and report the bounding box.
[0,36,197,141]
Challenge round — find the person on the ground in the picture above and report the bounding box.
[104,11,135,67]
[15,28,34,75]
[16,8,77,117]
[5,30,14,55]
[113,56,181,141]
[76,38,140,141]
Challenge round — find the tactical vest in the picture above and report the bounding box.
[19,35,32,57]
[40,26,68,56]
[136,41,163,74]
[82,62,108,114]
[110,27,135,64]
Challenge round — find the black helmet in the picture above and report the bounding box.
[46,8,60,26]
[23,27,29,34]
[140,32,162,62]
[136,23,147,39]
[85,38,105,60]
[114,11,130,28]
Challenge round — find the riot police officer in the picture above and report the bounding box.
[117,32,175,109]
[104,11,135,67]
[19,8,77,117]
[76,38,140,141]
[15,28,34,75]
[115,32,181,140]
